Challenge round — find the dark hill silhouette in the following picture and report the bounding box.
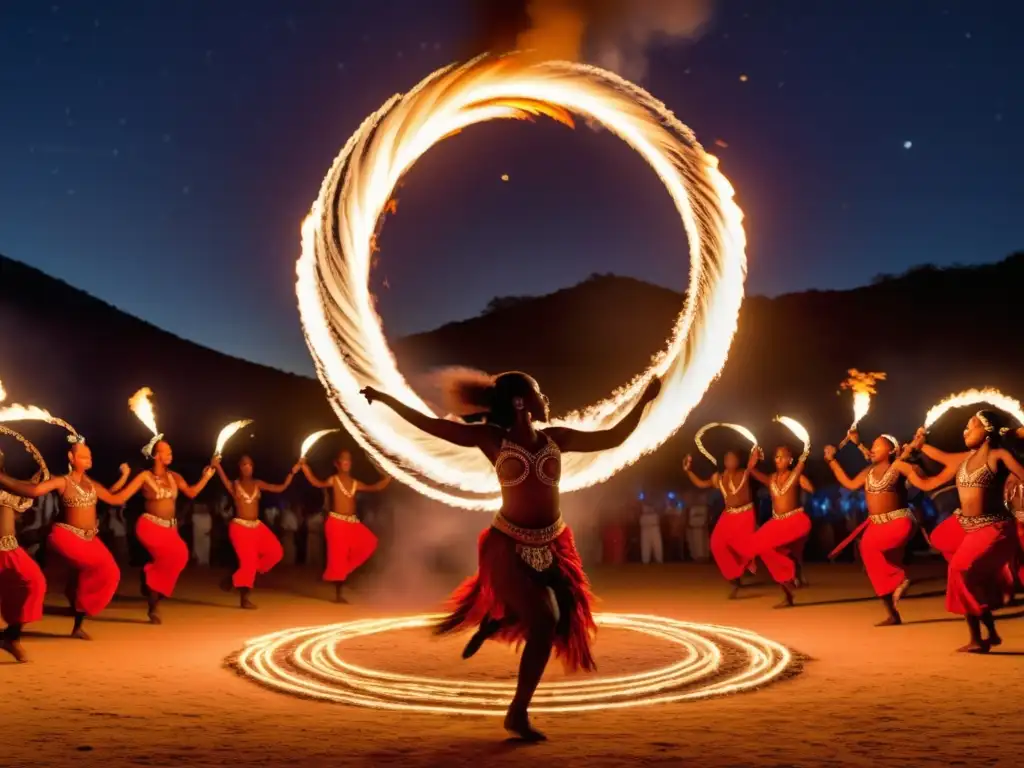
[3,252,1023,489]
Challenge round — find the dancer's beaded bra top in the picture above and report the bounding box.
[62,474,97,508]
[495,435,561,489]
[145,473,178,500]
[957,454,996,489]
[865,464,901,494]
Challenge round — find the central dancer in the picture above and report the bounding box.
[360,371,661,742]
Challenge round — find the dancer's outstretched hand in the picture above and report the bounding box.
[747,447,761,469]
[360,386,382,404]
[119,463,130,476]
[683,454,693,471]
[823,445,837,462]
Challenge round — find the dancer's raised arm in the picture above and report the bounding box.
[824,444,868,490]
[682,454,717,489]
[746,447,770,485]
[361,387,501,451]
[545,379,661,453]
[257,463,301,494]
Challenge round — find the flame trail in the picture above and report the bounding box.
[923,388,1024,430]
[297,55,747,510]
[214,420,253,459]
[774,415,810,462]
[300,429,340,458]
[0,378,82,439]
[128,387,160,436]
[693,422,757,466]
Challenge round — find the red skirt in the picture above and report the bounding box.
[710,506,756,581]
[434,525,597,673]
[136,515,189,598]
[746,510,811,585]
[860,516,915,597]
[229,520,283,589]
[1015,520,1024,587]
[0,544,47,625]
[945,519,1016,616]
[323,514,378,582]
[47,524,120,616]
[930,514,966,562]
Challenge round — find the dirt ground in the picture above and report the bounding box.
[3,558,1023,768]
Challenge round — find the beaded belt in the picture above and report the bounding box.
[55,522,98,540]
[957,510,1012,532]
[142,513,177,528]
[232,518,262,529]
[771,508,804,521]
[869,508,914,525]
[725,503,754,515]
[0,534,18,552]
[329,512,359,524]
[491,513,566,572]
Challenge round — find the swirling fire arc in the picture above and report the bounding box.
[296,56,747,509]
[231,613,794,715]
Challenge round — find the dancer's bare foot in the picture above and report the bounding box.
[240,596,257,610]
[728,584,741,600]
[0,638,27,663]
[957,640,990,654]
[893,579,911,608]
[875,614,902,627]
[773,583,795,609]
[148,609,162,625]
[463,617,502,659]
[987,632,1002,647]
[71,628,92,641]
[504,710,546,742]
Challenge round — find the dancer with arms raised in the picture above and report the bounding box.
[905,412,1024,652]
[824,431,918,625]
[683,446,757,598]
[0,440,145,639]
[746,442,814,607]
[299,449,390,604]
[360,371,661,741]
[213,454,298,609]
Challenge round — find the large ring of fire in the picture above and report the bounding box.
[231,613,793,714]
[296,56,747,509]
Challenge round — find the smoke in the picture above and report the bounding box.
[470,0,715,81]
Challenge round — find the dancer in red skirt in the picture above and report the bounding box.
[1004,476,1024,598]
[126,439,216,623]
[0,447,48,662]
[824,433,920,625]
[905,412,1024,652]
[683,449,759,598]
[746,445,814,607]
[0,440,146,639]
[213,455,298,609]
[360,371,661,741]
[299,449,390,603]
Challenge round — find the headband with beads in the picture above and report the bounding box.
[881,434,899,452]
[141,433,165,459]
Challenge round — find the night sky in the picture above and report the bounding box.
[1,1,1021,376]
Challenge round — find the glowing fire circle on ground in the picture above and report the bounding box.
[296,55,748,510]
[231,613,794,714]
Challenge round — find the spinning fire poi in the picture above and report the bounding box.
[905,389,1024,653]
[292,53,747,739]
[211,422,301,610]
[125,387,218,624]
[683,423,760,597]
[0,381,148,641]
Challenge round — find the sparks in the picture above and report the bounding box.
[231,613,794,714]
[693,422,758,466]
[300,428,340,458]
[128,387,160,436]
[923,388,1024,429]
[296,55,748,510]
[214,419,253,459]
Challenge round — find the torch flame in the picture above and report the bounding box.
[296,56,748,510]
[0,378,5,403]
[128,387,160,436]
[693,422,758,466]
[0,378,81,439]
[300,429,339,458]
[774,415,811,460]
[923,388,1024,429]
[214,420,252,459]
[839,369,886,429]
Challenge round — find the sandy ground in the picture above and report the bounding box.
[3,558,1023,768]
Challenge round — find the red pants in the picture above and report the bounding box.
[946,520,1016,617]
[746,510,811,585]
[710,506,756,581]
[930,515,965,562]
[229,520,282,589]
[436,526,597,673]
[859,517,914,596]
[136,516,189,597]
[47,525,120,616]
[0,545,47,626]
[1015,520,1024,587]
[323,515,378,582]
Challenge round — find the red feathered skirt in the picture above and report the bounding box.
[930,513,966,563]
[434,515,597,673]
[945,514,1016,617]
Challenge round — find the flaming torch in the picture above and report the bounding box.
[837,369,886,448]
[774,415,810,464]
[0,377,83,441]
[213,420,252,462]
[693,422,758,466]
[300,429,339,459]
[128,387,163,457]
